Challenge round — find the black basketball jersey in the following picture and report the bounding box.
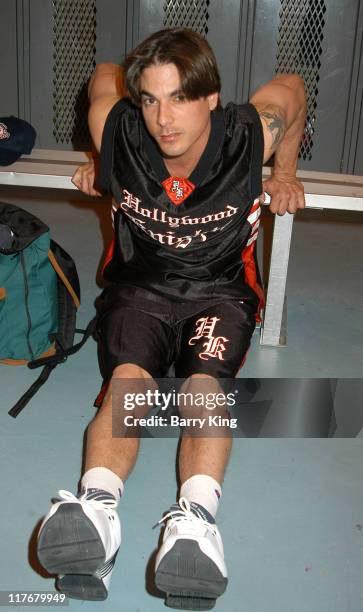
[98,99,265,313]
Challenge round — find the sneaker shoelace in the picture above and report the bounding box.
[57,489,118,510]
[154,496,217,536]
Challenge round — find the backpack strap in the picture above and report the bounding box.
[8,365,55,418]
[8,317,97,418]
[48,249,80,308]
[28,317,97,369]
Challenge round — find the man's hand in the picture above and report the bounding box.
[260,174,305,215]
[71,160,102,196]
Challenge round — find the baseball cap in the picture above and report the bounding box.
[0,116,36,166]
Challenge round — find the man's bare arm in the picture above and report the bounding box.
[72,63,125,194]
[88,63,125,152]
[250,74,307,214]
[250,74,306,165]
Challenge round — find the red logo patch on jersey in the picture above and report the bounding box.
[162,176,195,205]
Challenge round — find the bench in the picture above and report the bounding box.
[1,149,363,346]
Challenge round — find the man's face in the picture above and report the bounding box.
[139,63,218,167]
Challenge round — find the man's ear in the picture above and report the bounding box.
[208,92,219,111]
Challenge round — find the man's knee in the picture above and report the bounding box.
[112,362,153,380]
[96,363,155,417]
[178,373,227,419]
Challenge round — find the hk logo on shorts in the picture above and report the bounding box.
[188,316,229,361]
[0,123,10,140]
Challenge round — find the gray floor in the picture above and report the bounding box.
[0,187,362,611]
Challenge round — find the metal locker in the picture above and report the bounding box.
[24,0,128,150]
[246,0,361,172]
[343,2,363,175]
[0,1,24,119]
[1,0,363,171]
[355,118,363,175]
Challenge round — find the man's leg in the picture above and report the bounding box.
[154,301,254,609]
[175,299,255,513]
[37,294,174,600]
[178,373,232,486]
[177,374,232,544]
[84,362,154,482]
[37,362,155,601]
[155,375,232,609]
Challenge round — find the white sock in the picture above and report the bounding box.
[180,474,222,519]
[80,467,124,504]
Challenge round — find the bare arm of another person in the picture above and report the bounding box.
[71,63,125,195]
[249,74,307,215]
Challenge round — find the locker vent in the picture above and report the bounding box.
[52,0,96,146]
[276,0,326,160]
[163,0,210,35]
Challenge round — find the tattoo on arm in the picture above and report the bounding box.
[259,109,286,148]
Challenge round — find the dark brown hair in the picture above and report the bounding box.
[123,28,221,106]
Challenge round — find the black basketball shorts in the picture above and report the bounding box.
[95,285,256,381]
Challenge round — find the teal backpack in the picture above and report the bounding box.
[0,202,95,417]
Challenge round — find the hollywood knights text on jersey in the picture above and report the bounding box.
[111,188,246,249]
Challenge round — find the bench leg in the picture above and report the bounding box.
[260,212,294,347]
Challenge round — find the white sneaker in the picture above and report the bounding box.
[37,489,121,600]
[155,498,228,609]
